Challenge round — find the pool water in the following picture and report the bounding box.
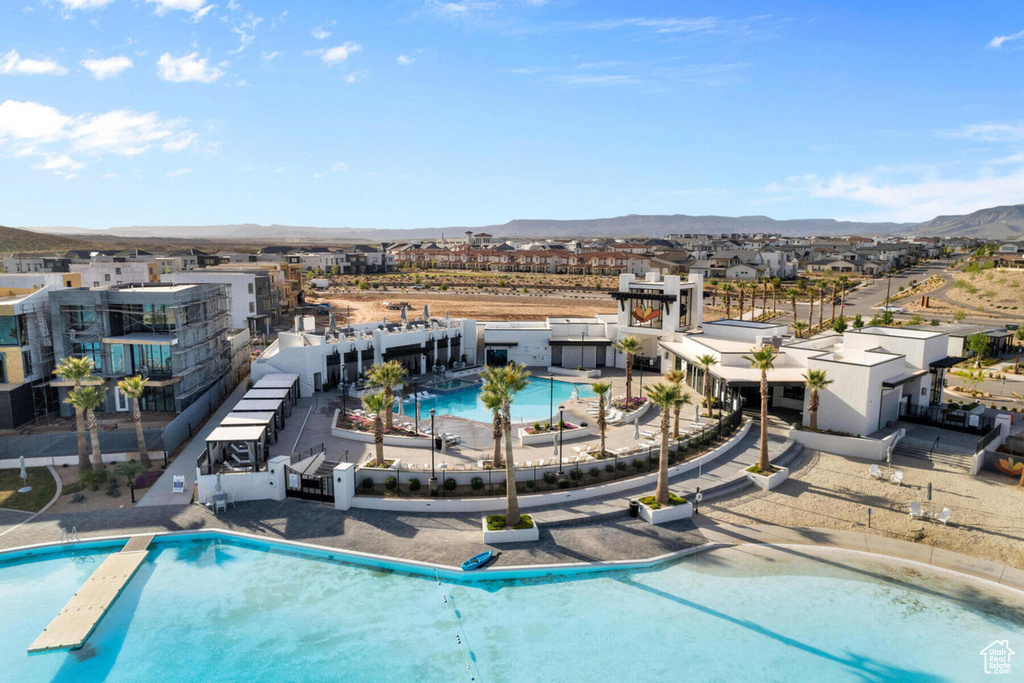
[398,376,595,424]
[2,538,1022,682]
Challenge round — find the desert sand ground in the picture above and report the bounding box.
[946,267,1024,314]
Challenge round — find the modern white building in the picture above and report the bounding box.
[71,261,159,288]
[161,270,275,335]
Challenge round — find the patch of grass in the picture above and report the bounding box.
[486,513,534,530]
[638,492,687,509]
[0,467,56,512]
[746,464,781,476]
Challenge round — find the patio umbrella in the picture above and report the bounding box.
[633,420,640,441]
[553,431,559,456]
[440,436,447,454]
[215,473,223,492]
[397,396,405,422]
[400,304,408,326]
[423,304,430,321]
[18,455,27,482]
[571,387,579,401]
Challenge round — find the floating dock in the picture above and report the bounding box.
[28,534,154,654]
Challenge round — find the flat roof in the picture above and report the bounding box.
[233,399,283,411]
[662,335,763,355]
[851,326,942,339]
[221,412,277,426]
[259,373,300,382]
[244,388,291,400]
[206,425,267,442]
[704,319,782,330]
[253,378,298,390]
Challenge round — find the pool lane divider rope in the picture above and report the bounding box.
[436,570,482,682]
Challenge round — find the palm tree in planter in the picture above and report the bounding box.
[695,354,718,418]
[614,335,643,407]
[366,360,407,432]
[66,386,107,471]
[361,391,394,467]
[743,345,779,473]
[481,363,531,528]
[644,382,687,506]
[792,321,808,339]
[591,380,612,455]
[802,369,834,432]
[54,356,96,472]
[481,386,504,467]
[117,375,151,469]
[663,370,690,438]
[721,282,734,319]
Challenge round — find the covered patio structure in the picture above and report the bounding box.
[220,411,278,445]
[253,373,300,404]
[233,398,287,429]
[202,424,269,474]
[244,387,295,414]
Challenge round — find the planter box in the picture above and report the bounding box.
[355,459,402,484]
[547,366,601,379]
[518,425,590,446]
[621,400,651,424]
[481,517,540,543]
[331,410,434,448]
[745,466,789,490]
[638,500,693,525]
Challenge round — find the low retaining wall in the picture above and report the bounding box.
[349,419,752,513]
[518,426,591,446]
[195,455,288,504]
[331,410,434,448]
[621,401,651,424]
[0,451,167,469]
[788,430,889,461]
[548,366,601,379]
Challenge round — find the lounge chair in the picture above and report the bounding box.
[230,453,252,467]
[934,508,952,525]
[909,502,924,519]
[890,470,904,486]
[869,464,882,479]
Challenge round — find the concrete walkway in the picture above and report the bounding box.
[530,427,798,525]
[136,381,251,507]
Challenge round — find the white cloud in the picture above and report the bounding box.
[397,54,415,66]
[166,166,191,176]
[330,161,348,172]
[261,50,281,62]
[316,42,362,65]
[145,0,213,18]
[0,50,68,76]
[987,29,1024,49]
[58,0,115,9]
[344,70,368,83]
[229,13,263,54]
[157,52,225,83]
[80,55,133,80]
[765,165,1024,222]
[945,121,1024,142]
[0,99,197,178]
[312,28,332,40]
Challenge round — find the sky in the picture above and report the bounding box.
[0,1,1023,230]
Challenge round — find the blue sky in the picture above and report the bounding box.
[0,1,1023,230]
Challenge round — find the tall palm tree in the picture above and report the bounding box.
[644,382,687,506]
[738,283,746,320]
[481,387,504,467]
[695,353,718,418]
[361,391,394,467]
[806,284,817,330]
[663,370,689,438]
[802,369,834,432]
[761,277,769,319]
[66,386,106,471]
[721,282,734,319]
[707,279,719,307]
[792,321,808,338]
[790,288,798,324]
[743,345,779,472]
[614,335,643,405]
[830,281,838,322]
[770,277,782,314]
[116,375,152,469]
[817,283,825,329]
[366,360,408,431]
[54,356,96,471]
[481,363,531,527]
[591,380,612,455]
[838,275,850,318]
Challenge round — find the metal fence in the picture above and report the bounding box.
[900,403,995,435]
[977,425,1003,453]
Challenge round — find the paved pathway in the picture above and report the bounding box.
[136,381,251,507]
[530,427,796,525]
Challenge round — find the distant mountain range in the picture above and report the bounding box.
[0,225,94,253]
[16,203,1024,246]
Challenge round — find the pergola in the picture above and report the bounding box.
[220,411,278,444]
[232,398,287,429]
[203,424,269,474]
[243,388,294,415]
[253,373,300,403]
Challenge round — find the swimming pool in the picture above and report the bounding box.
[399,376,595,424]
[3,535,1022,682]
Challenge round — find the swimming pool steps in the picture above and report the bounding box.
[28,534,155,654]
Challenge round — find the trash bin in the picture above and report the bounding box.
[628,500,640,518]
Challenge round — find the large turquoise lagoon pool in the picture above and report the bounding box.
[399,376,595,424]
[2,535,1022,682]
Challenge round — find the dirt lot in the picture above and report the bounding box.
[704,449,1024,569]
[322,291,618,323]
[946,267,1024,315]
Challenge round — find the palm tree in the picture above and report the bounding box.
[770,277,781,314]
[644,382,687,506]
[117,375,151,469]
[830,281,838,322]
[721,282,734,319]
[366,360,408,431]
[663,370,690,438]
[738,283,746,320]
[54,356,96,472]
[761,277,769,319]
[614,335,643,406]
[838,275,850,318]
[695,353,718,418]
[807,284,817,331]
[792,321,808,338]
[802,369,834,432]
[481,363,531,527]
[361,391,394,467]
[591,380,612,455]
[707,279,719,307]
[66,386,106,471]
[481,387,504,467]
[743,345,779,472]
[818,283,825,329]
[790,288,798,324]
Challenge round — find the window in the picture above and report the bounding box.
[66,306,96,331]
[0,315,25,346]
[71,342,103,372]
[249,302,255,313]
[110,344,127,375]
[115,267,122,275]
[104,274,111,282]
[782,385,805,401]
[0,353,6,383]
[248,283,254,294]
[22,350,32,377]
[139,385,175,412]
[132,343,172,375]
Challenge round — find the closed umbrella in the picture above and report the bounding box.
[633,420,640,441]
[215,473,223,492]
[18,455,32,493]
[552,431,559,456]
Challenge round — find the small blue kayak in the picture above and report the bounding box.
[461,551,496,571]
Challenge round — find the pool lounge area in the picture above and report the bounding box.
[396,376,596,424]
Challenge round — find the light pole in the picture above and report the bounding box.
[413,382,419,434]
[428,408,437,495]
[549,374,554,426]
[884,271,893,307]
[557,405,565,475]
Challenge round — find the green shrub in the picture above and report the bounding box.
[470,476,484,490]
[543,471,557,484]
[408,477,421,492]
[605,464,615,474]
[444,477,457,491]
[588,467,600,479]
[569,468,581,480]
[486,514,534,530]
[360,477,374,491]
[616,462,627,470]
[80,469,108,491]
[557,478,570,489]
[384,476,397,491]
[525,480,535,489]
